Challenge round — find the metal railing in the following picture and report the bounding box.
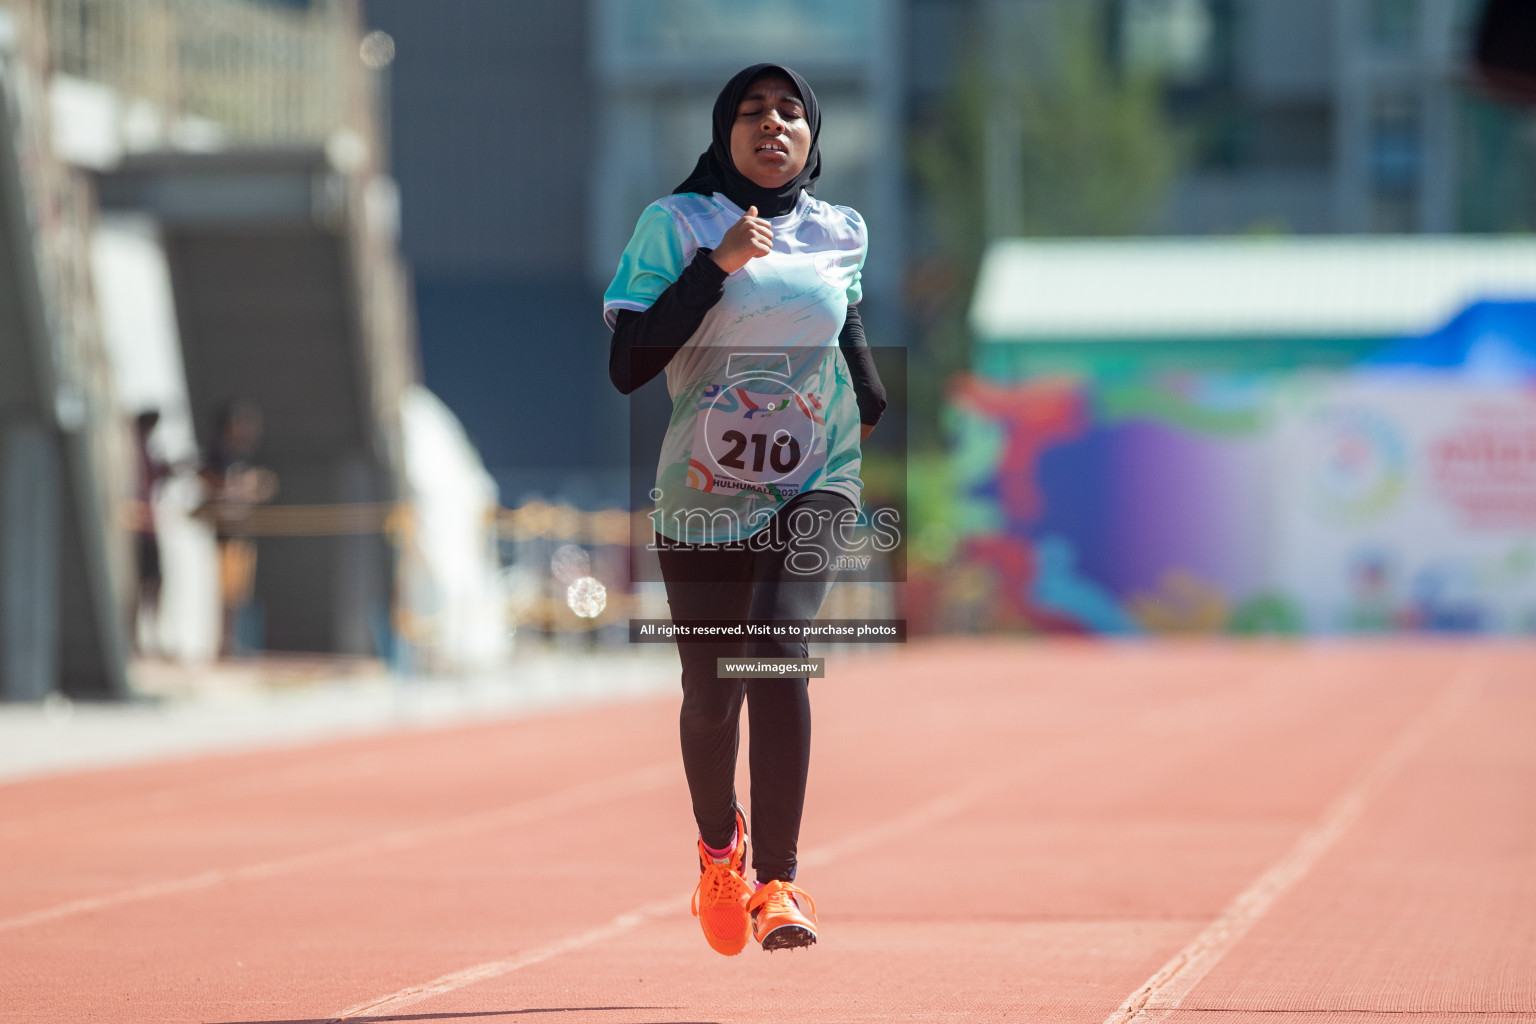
[49,0,414,545]
[47,0,351,144]
[28,0,418,676]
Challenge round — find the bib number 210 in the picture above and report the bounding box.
[718,429,801,474]
[686,385,823,495]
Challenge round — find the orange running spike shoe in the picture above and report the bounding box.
[690,805,752,956]
[748,879,818,951]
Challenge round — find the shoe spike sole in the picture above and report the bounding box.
[760,924,817,951]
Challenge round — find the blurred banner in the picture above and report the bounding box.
[1275,378,1536,635]
[942,236,1536,638]
[947,372,1274,636]
[946,368,1536,638]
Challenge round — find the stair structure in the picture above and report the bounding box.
[0,0,417,696]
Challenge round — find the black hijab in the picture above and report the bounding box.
[673,63,821,218]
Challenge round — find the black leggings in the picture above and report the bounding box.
[657,489,854,883]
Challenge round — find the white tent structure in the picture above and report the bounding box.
[400,385,509,674]
[971,237,1536,344]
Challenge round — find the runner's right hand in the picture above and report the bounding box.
[709,206,773,274]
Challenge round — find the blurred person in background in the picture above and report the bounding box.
[130,410,173,655]
[197,399,278,657]
[605,63,886,956]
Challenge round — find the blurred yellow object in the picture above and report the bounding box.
[193,500,398,537]
[218,538,257,609]
[1128,569,1230,635]
[497,501,631,545]
[142,497,649,636]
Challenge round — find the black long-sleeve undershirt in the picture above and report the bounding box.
[608,250,888,427]
[835,302,888,428]
[607,249,728,395]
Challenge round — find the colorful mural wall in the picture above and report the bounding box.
[946,372,1536,636]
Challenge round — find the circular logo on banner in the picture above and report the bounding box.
[1310,406,1407,524]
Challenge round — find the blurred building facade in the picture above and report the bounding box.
[361,0,1535,512]
[1162,0,1503,235]
[0,0,515,697]
[959,0,1525,237]
[363,0,904,512]
[906,0,1536,638]
[347,1,1536,644]
[64,0,418,660]
[934,0,1536,639]
[362,1,611,508]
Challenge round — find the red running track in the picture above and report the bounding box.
[1,640,1533,1024]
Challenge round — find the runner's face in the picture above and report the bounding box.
[729,74,810,191]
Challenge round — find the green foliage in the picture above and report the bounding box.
[1229,594,1304,636]
[1458,93,1536,233]
[1011,11,1178,236]
[906,0,1180,449]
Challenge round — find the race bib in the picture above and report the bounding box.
[687,383,826,500]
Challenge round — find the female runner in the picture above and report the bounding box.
[603,63,887,955]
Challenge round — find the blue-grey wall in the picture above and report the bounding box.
[365,0,629,507]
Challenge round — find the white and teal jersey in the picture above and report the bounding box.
[604,191,866,545]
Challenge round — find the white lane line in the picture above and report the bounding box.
[0,749,402,843]
[0,762,674,934]
[325,775,1011,1021]
[324,673,1312,1020]
[1101,669,1479,1024]
[326,895,680,1023]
